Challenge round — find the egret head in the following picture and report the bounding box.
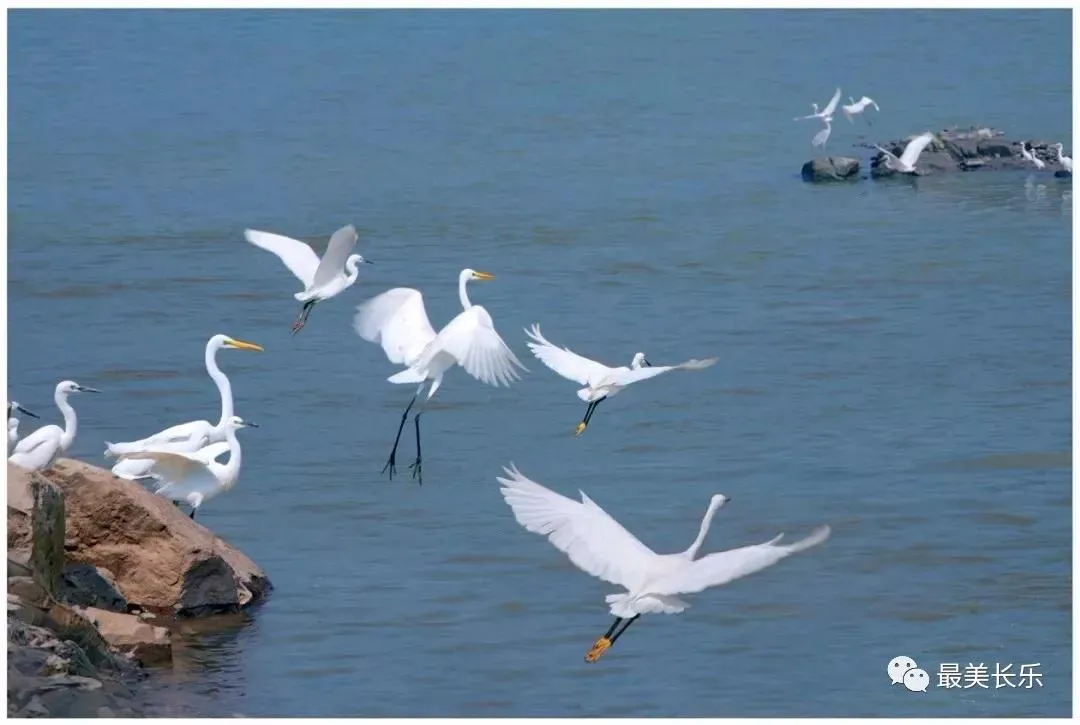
[211,335,264,352]
[709,494,731,510]
[463,268,495,282]
[630,352,651,369]
[227,416,259,430]
[57,380,101,396]
[348,253,373,267]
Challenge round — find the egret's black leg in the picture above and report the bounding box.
[585,615,637,663]
[382,396,417,480]
[408,412,423,485]
[189,509,196,520]
[291,300,317,335]
[609,614,641,645]
[575,397,606,436]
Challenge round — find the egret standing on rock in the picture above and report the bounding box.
[7,402,40,455]
[9,381,100,471]
[1020,142,1047,170]
[1052,143,1073,174]
[524,324,717,436]
[811,116,833,156]
[496,464,831,663]
[841,96,880,125]
[244,224,372,334]
[874,132,936,176]
[794,87,842,122]
[353,269,527,485]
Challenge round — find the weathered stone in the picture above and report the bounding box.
[869,126,1073,177]
[77,607,171,666]
[801,156,860,183]
[9,465,66,597]
[9,550,33,578]
[59,563,128,613]
[8,576,48,607]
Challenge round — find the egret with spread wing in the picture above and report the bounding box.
[9,381,101,471]
[496,464,831,662]
[841,96,880,125]
[874,131,936,175]
[8,402,40,455]
[794,87,842,122]
[524,323,717,436]
[354,269,527,484]
[245,224,372,334]
[811,116,832,155]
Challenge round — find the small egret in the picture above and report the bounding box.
[353,269,527,484]
[1052,143,1073,173]
[811,116,833,156]
[105,334,263,480]
[524,324,717,436]
[7,402,40,455]
[841,96,880,125]
[244,224,372,334]
[794,87,842,122]
[1019,142,1046,170]
[874,132,936,175]
[9,381,101,471]
[496,464,831,663]
[116,416,257,520]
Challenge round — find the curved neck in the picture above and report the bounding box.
[458,272,473,310]
[55,388,78,451]
[344,256,361,284]
[685,500,723,559]
[206,343,234,432]
[220,426,242,489]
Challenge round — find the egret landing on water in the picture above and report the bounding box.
[523,324,718,436]
[353,268,527,485]
[1052,143,1073,174]
[8,381,101,472]
[7,402,40,456]
[1019,142,1046,170]
[841,96,880,126]
[794,87,841,123]
[874,132,936,175]
[244,224,372,335]
[496,464,831,663]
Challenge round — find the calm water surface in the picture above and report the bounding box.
[8,9,1071,717]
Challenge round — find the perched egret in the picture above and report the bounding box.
[7,402,40,455]
[353,269,527,484]
[116,416,257,520]
[794,87,842,122]
[105,334,263,480]
[874,132,936,175]
[1052,143,1073,173]
[1019,142,1046,170]
[524,324,718,436]
[9,381,101,471]
[841,96,880,125]
[496,464,831,663]
[244,224,372,334]
[811,116,833,156]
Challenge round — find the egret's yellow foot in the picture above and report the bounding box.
[575,422,587,436]
[585,637,612,663]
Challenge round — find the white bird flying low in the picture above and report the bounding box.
[116,416,256,520]
[524,324,718,436]
[244,224,372,334]
[496,464,831,663]
[7,401,40,455]
[105,334,263,481]
[1019,142,1046,170]
[874,131,936,175]
[794,87,842,122]
[9,381,101,471]
[841,96,880,125]
[1052,142,1073,174]
[354,268,528,485]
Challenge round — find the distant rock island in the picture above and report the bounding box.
[801,125,1073,183]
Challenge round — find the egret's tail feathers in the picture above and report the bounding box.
[605,592,688,617]
[387,367,426,384]
[782,525,832,554]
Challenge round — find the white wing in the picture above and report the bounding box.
[117,449,219,500]
[497,464,658,591]
[311,224,358,289]
[614,357,719,386]
[650,526,831,596]
[195,441,231,463]
[426,306,527,387]
[900,132,935,169]
[860,96,880,111]
[874,144,901,167]
[353,288,438,367]
[812,121,831,148]
[244,229,321,287]
[11,425,58,455]
[524,323,613,386]
[821,87,842,118]
[104,421,211,457]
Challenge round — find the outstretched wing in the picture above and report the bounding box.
[859,96,880,111]
[900,132,935,169]
[244,229,321,287]
[615,356,719,386]
[821,87,842,117]
[104,421,211,457]
[497,464,658,590]
[116,449,212,489]
[353,288,438,367]
[874,144,901,167]
[429,306,527,387]
[312,224,358,288]
[524,323,613,386]
[196,441,231,463]
[650,526,831,596]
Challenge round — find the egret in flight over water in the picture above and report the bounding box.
[1019,142,1046,170]
[244,224,372,334]
[105,335,263,480]
[354,269,527,485]
[794,87,842,122]
[9,381,101,471]
[115,416,256,520]
[811,116,833,156]
[874,132,936,175]
[496,464,831,663]
[1052,143,1073,173]
[524,324,717,436]
[7,402,40,455]
[841,96,880,125]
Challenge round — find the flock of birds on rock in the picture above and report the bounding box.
[8,224,832,662]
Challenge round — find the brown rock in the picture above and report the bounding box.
[8,576,48,607]
[77,607,171,666]
[41,459,271,617]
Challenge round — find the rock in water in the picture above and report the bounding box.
[801,156,860,183]
[58,564,129,614]
[869,126,1072,177]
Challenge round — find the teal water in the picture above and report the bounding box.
[8,9,1071,717]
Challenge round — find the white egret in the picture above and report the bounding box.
[1052,143,1073,173]
[811,116,832,156]
[7,402,40,455]
[1019,142,1046,170]
[353,269,527,484]
[496,464,831,663]
[244,224,372,334]
[9,381,101,471]
[116,416,256,520]
[524,324,717,436]
[794,87,841,122]
[841,96,880,125]
[874,132,936,175]
[105,334,263,480]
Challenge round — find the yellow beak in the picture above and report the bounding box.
[473,271,495,281]
[585,637,612,663]
[225,338,264,352]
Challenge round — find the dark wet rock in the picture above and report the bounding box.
[801,156,860,183]
[59,563,129,613]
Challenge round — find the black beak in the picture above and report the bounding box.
[245,421,260,428]
[643,359,653,367]
[78,386,102,394]
[363,259,374,265]
[14,404,39,419]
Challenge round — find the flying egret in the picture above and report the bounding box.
[524,324,718,436]
[1052,143,1073,173]
[811,116,832,156]
[794,87,841,122]
[496,464,831,663]
[353,268,527,484]
[874,132,936,175]
[116,416,257,520]
[105,334,263,480]
[841,96,880,125]
[9,381,101,471]
[1019,142,1046,170]
[244,224,373,334]
[7,402,40,455]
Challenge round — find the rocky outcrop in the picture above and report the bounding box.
[869,126,1071,178]
[801,156,860,183]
